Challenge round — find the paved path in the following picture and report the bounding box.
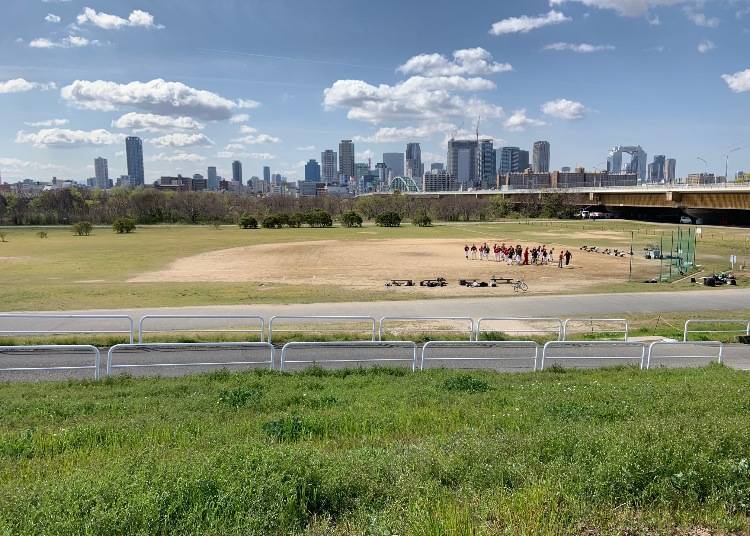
[8,288,750,321]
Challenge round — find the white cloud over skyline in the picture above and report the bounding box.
[490,10,571,35]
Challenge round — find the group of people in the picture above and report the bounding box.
[464,243,573,268]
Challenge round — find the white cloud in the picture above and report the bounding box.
[697,39,716,53]
[61,79,257,120]
[686,10,720,27]
[541,98,587,119]
[112,112,204,132]
[323,76,502,124]
[722,68,750,92]
[0,78,56,93]
[149,152,206,163]
[490,10,571,35]
[239,125,257,134]
[357,149,375,161]
[45,13,61,23]
[231,133,282,145]
[76,7,164,30]
[503,110,546,131]
[543,42,615,52]
[229,114,250,124]
[297,145,316,151]
[548,0,686,17]
[353,123,457,143]
[29,35,98,48]
[15,128,123,148]
[0,157,57,172]
[398,48,512,76]
[217,150,276,160]
[25,118,69,127]
[148,133,214,148]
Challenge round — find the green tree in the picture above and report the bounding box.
[72,221,93,236]
[375,211,402,227]
[306,209,333,228]
[238,214,258,229]
[339,211,363,228]
[112,218,136,234]
[412,212,432,227]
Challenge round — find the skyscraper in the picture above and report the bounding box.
[532,141,550,173]
[125,136,145,186]
[232,160,243,184]
[446,139,479,189]
[263,166,271,184]
[431,163,445,171]
[305,159,321,182]
[479,139,495,189]
[383,153,405,178]
[498,147,529,174]
[405,143,424,180]
[651,155,666,182]
[207,166,218,190]
[321,150,337,184]
[338,140,355,179]
[666,158,677,182]
[94,157,108,182]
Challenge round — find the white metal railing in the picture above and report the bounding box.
[0,314,134,344]
[683,319,750,342]
[106,342,274,375]
[420,341,539,371]
[280,341,418,372]
[562,318,629,342]
[138,315,265,343]
[378,317,475,341]
[268,316,377,345]
[540,341,647,370]
[646,341,723,369]
[476,317,563,341]
[0,345,101,380]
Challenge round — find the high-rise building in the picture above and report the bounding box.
[446,139,479,189]
[321,150,337,183]
[375,162,388,189]
[532,141,550,173]
[422,169,455,192]
[405,143,424,180]
[263,166,271,184]
[479,139,495,189]
[207,166,218,190]
[94,157,108,183]
[125,136,145,186]
[431,163,445,171]
[519,150,530,173]
[607,145,648,181]
[355,162,370,179]
[498,147,519,174]
[383,153,405,178]
[338,140,355,179]
[232,160,243,184]
[649,155,666,182]
[666,158,677,182]
[305,159,321,182]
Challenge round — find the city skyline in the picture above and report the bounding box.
[1,0,749,183]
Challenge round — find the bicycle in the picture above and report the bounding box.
[513,279,529,293]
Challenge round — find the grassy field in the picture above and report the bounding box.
[0,220,747,311]
[1,366,749,534]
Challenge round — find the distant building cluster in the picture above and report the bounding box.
[3,131,739,198]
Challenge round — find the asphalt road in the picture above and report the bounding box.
[6,288,750,326]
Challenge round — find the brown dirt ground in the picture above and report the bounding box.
[130,239,654,295]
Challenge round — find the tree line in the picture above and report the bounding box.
[0,188,581,226]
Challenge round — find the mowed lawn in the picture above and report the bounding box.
[0,221,747,311]
[1,366,749,534]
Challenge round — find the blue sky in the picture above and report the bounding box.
[1,0,749,183]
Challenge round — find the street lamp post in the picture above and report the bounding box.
[725,147,741,181]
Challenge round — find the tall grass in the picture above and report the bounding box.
[0,365,749,534]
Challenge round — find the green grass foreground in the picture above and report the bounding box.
[1,366,750,534]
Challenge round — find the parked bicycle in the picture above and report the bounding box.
[513,279,529,293]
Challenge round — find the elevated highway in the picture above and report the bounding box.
[396,183,750,222]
